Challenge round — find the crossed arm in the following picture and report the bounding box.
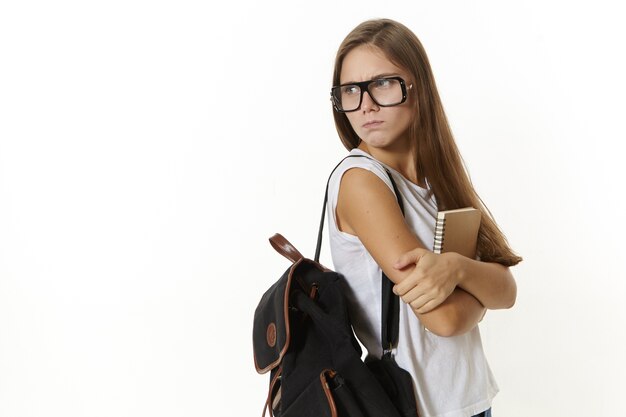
[336,168,516,337]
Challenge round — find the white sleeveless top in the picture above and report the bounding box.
[326,148,498,417]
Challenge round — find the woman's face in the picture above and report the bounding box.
[339,45,414,151]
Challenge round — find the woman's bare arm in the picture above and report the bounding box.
[337,168,485,337]
[392,235,517,311]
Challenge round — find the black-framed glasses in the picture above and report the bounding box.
[330,76,412,113]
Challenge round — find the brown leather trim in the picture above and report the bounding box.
[309,283,318,299]
[271,384,281,413]
[320,369,338,417]
[254,258,303,374]
[269,233,304,263]
[266,323,277,347]
[253,258,329,374]
[262,366,282,417]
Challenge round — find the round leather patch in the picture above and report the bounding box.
[266,323,277,347]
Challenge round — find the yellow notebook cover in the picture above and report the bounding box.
[433,207,481,258]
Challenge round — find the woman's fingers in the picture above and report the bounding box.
[413,298,443,315]
[393,275,417,296]
[400,285,424,305]
[393,247,428,270]
[401,281,450,313]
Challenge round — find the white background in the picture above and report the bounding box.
[1,1,625,416]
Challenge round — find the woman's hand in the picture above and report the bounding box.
[336,168,491,335]
[392,248,464,314]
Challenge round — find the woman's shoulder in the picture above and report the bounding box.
[329,149,392,189]
[326,150,398,227]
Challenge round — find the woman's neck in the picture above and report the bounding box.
[357,141,422,186]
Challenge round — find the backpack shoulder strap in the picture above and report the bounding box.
[314,154,404,261]
[314,153,405,354]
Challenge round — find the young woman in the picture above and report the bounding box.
[326,19,522,417]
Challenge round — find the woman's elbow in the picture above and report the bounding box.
[505,292,516,309]
[426,322,460,338]
[501,279,517,309]
[423,309,469,337]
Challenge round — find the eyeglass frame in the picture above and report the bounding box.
[330,76,413,113]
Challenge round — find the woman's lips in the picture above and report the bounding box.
[363,120,383,128]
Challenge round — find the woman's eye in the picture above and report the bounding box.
[343,86,359,95]
[374,79,391,88]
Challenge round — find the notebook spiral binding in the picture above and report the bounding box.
[433,217,445,253]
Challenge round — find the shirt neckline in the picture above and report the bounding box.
[349,148,431,193]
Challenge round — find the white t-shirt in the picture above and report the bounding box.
[326,148,498,417]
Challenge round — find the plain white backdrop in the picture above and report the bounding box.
[1,1,625,416]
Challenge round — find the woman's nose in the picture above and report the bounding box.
[361,91,379,112]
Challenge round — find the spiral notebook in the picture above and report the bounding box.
[433,207,481,258]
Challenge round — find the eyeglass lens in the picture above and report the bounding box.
[333,78,404,112]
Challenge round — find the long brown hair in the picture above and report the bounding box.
[332,19,522,266]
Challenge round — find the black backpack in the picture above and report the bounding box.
[252,155,419,417]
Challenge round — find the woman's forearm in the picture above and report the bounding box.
[455,254,517,310]
[416,288,486,337]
